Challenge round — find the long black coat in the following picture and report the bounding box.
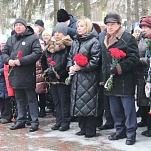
[67,29,101,117]
[101,27,139,96]
[2,26,42,89]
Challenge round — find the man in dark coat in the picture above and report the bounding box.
[101,12,139,145]
[57,9,77,39]
[2,18,42,132]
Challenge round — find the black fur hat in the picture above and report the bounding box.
[104,12,122,24]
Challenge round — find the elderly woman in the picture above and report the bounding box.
[137,16,151,137]
[67,17,101,138]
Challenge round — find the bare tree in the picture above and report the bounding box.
[54,0,59,25]
[64,0,71,14]
[141,0,149,16]
[84,0,91,19]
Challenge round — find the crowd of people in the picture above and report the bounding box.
[0,8,151,146]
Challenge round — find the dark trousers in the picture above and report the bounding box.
[78,116,97,136]
[109,96,137,137]
[38,93,46,109]
[0,98,12,120]
[50,84,71,126]
[15,89,39,127]
[140,106,149,123]
[104,95,114,125]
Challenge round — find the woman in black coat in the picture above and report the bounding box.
[67,17,101,138]
[42,22,73,131]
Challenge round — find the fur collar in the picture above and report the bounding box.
[47,35,73,53]
[104,27,125,49]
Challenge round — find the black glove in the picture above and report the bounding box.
[47,68,55,77]
[109,67,117,75]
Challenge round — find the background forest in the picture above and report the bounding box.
[0,0,150,34]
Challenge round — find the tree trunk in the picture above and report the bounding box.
[64,0,71,14]
[84,0,91,19]
[142,0,148,16]
[134,0,139,21]
[54,0,59,26]
[126,0,131,31]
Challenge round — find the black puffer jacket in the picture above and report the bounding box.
[2,26,42,89]
[67,28,101,117]
[101,27,139,96]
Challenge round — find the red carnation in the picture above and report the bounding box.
[73,53,88,67]
[17,51,22,58]
[47,58,52,63]
[51,61,56,66]
[148,34,151,39]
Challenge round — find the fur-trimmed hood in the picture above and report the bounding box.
[46,35,73,53]
[104,27,125,48]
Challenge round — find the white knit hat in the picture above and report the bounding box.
[134,26,142,32]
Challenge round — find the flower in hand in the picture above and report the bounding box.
[8,50,22,76]
[104,48,126,91]
[65,53,88,85]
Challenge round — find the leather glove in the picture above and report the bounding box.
[109,67,118,75]
[47,68,55,77]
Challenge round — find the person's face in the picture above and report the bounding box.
[106,22,121,36]
[141,26,151,35]
[35,24,43,33]
[43,34,51,42]
[77,21,87,36]
[14,23,26,35]
[54,31,64,41]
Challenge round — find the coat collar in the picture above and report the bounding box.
[47,35,72,53]
[104,27,125,49]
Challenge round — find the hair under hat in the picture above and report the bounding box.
[57,9,70,22]
[14,18,27,27]
[140,17,151,28]
[53,22,68,36]
[104,12,122,25]
[35,19,44,28]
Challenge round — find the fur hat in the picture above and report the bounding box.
[104,12,122,24]
[14,18,27,27]
[140,17,151,28]
[35,19,44,28]
[57,9,70,22]
[54,23,68,36]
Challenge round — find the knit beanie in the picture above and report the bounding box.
[104,12,122,24]
[42,28,52,37]
[35,19,44,28]
[134,26,142,32]
[53,22,68,36]
[57,9,70,22]
[14,18,27,27]
[140,17,151,28]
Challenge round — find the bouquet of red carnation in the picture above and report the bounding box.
[47,57,60,79]
[65,53,88,85]
[104,48,126,91]
[8,50,22,76]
